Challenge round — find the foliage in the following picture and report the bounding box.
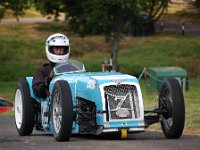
[0,0,30,21]
[65,0,169,70]
[65,0,137,70]
[0,4,6,22]
[139,0,168,23]
[195,0,200,7]
[34,0,65,21]
[65,0,136,35]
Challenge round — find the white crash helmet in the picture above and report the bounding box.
[45,33,70,63]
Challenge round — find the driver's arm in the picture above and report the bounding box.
[32,64,53,98]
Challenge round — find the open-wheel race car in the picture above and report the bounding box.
[14,59,185,141]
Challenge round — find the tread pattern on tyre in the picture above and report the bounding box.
[52,80,73,142]
[15,79,34,136]
[159,78,185,139]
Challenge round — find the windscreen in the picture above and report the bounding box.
[53,59,85,75]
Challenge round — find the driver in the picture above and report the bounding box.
[32,33,70,98]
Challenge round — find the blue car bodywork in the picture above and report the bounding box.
[15,59,185,141]
[26,59,145,135]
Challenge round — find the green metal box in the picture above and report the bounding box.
[147,67,188,92]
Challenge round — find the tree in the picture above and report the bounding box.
[9,0,30,22]
[65,0,169,70]
[34,0,65,21]
[0,0,30,22]
[0,4,6,22]
[139,0,168,23]
[131,0,169,36]
[0,0,10,22]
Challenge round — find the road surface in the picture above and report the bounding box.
[0,17,64,24]
[0,116,200,150]
[155,21,200,36]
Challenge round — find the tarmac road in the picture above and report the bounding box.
[0,17,64,24]
[0,116,200,150]
[155,21,200,36]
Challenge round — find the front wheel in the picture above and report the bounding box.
[159,78,185,139]
[51,80,73,142]
[14,79,34,136]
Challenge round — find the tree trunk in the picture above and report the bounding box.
[54,9,60,21]
[16,17,19,22]
[111,30,121,71]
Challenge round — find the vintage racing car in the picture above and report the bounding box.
[14,59,185,141]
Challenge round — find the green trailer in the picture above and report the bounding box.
[147,67,188,92]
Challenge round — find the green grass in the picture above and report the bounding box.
[0,81,17,101]
[119,35,200,77]
[0,22,200,134]
[184,79,200,134]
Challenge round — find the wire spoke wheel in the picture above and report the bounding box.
[53,90,62,134]
[51,80,73,142]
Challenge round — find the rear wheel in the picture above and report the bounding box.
[51,80,73,142]
[14,79,34,136]
[159,78,185,139]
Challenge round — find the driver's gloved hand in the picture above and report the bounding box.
[37,83,48,98]
[44,76,53,90]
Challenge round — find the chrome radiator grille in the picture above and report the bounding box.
[104,85,140,121]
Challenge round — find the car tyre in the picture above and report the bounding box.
[159,78,185,139]
[14,79,34,136]
[51,80,73,142]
